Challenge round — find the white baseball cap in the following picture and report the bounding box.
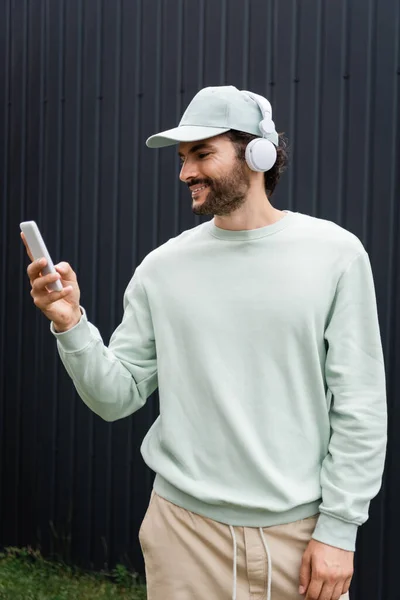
[146,85,278,148]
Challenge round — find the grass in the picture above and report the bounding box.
[0,547,147,599]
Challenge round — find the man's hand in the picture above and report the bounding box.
[21,232,82,332]
[299,539,354,600]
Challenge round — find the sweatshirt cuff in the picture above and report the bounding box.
[312,513,358,551]
[50,307,95,353]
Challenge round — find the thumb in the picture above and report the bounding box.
[55,262,76,281]
[299,550,311,595]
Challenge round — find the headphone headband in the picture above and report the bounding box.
[241,90,279,146]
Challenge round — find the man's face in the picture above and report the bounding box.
[178,136,250,216]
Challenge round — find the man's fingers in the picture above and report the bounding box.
[299,552,312,595]
[342,577,352,595]
[55,262,77,282]
[305,578,323,600]
[31,271,60,294]
[317,582,336,600]
[21,232,35,262]
[305,576,347,600]
[27,257,47,281]
[32,285,74,309]
[332,581,345,600]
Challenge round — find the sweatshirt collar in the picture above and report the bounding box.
[208,210,297,241]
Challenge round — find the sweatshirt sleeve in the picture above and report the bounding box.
[312,251,387,551]
[51,268,158,422]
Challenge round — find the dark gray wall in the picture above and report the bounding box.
[0,0,399,597]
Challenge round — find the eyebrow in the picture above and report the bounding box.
[178,143,216,159]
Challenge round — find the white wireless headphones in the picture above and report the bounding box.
[242,91,278,172]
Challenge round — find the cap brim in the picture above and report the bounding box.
[146,125,230,148]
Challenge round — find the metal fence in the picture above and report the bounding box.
[0,0,399,597]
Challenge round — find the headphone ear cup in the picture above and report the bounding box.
[259,118,275,136]
[245,139,277,172]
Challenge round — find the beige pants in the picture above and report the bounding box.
[139,492,350,600]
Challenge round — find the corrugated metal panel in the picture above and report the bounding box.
[0,0,399,595]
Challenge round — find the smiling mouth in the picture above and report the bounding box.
[191,185,209,198]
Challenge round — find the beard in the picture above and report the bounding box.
[191,159,250,217]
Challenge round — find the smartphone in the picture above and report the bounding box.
[20,221,63,292]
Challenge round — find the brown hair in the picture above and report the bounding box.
[224,130,289,197]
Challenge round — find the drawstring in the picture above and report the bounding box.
[229,525,273,600]
[259,528,272,600]
[229,525,238,600]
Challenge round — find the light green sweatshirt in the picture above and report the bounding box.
[52,211,387,551]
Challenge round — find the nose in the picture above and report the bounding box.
[179,158,199,183]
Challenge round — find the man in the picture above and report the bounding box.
[23,86,387,600]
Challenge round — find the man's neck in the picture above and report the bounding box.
[213,195,286,231]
